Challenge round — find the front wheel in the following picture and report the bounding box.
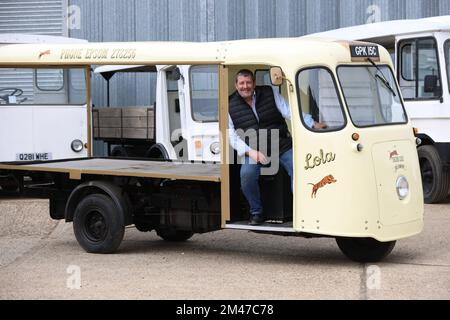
[418,145,450,204]
[336,237,396,262]
[73,194,125,253]
[156,228,193,242]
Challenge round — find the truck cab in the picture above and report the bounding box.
[0,34,89,163]
[156,65,220,162]
[307,15,450,203]
[93,64,221,163]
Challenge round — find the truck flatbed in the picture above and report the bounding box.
[0,158,221,182]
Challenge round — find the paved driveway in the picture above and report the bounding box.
[0,197,449,300]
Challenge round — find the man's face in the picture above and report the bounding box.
[235,75,255,100]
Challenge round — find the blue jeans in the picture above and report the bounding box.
[240,148,293,215]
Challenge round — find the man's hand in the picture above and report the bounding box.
[247,149,269,165]
[313,121,327,130]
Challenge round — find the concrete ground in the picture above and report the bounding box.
[0,196,449,300]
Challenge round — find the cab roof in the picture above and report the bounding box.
[0,37,392,71]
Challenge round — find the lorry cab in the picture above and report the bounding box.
[0,34,89,163]
[0,34,89,191]
[93,64,221,162]
[220,39,423,261]
[156,64,220,162]
[307,15,450,203]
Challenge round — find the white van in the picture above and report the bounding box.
[0,34,89,163]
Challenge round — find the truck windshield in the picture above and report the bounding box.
[337,65,407,127]
[0,67,86,105]
[445,40,450,93]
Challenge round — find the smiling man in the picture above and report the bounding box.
[228,69,325,225]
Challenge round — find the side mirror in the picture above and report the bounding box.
[270,66,284,86]
[424,75,438,93]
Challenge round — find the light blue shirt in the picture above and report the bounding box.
[228,87,315,156]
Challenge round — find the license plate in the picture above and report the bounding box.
[15,153,53,161]
[350,45,380,59]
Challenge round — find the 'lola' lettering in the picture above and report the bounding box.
[305,149,336,170]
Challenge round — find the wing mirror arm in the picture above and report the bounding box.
[270,66,294,92]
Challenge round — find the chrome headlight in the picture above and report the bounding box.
[396,176,409,200]
[210,142,220,155]
[71,139,84,152]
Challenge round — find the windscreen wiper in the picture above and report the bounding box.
[367,58,396,97]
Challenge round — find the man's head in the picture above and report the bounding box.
[235,69,255,100]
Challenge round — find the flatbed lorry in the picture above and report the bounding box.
[0,37,424,262]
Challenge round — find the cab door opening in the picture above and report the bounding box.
[225,66,294,228]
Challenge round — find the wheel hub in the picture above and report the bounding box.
[84,211,107,241]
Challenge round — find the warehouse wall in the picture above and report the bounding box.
[68,0,450,42]
[67,0,450,109]
[0,0,66,35]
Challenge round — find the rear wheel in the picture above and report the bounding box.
[73,194,125,253]
[336,237,396,262]
[156,228,193,242]
[418,145,450,203]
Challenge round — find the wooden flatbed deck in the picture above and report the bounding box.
[0,158,221,182]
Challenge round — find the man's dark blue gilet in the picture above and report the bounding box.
[229,86,292,156]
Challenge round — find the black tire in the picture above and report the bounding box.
[418,145,450,204]
[73,194,125,253]
[336,237,396,263]
[156,228,193,242]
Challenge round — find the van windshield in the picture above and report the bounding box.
[445,40,450,93]
[337,65,407,127]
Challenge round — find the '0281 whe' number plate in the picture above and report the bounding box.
[16,153,53,161]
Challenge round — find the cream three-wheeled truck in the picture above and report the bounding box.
[0,37,424,262]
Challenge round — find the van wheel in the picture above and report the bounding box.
[336,237,396,262]
[156,228,193,242]
[418,145,450,203]
[73,194,125,253]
